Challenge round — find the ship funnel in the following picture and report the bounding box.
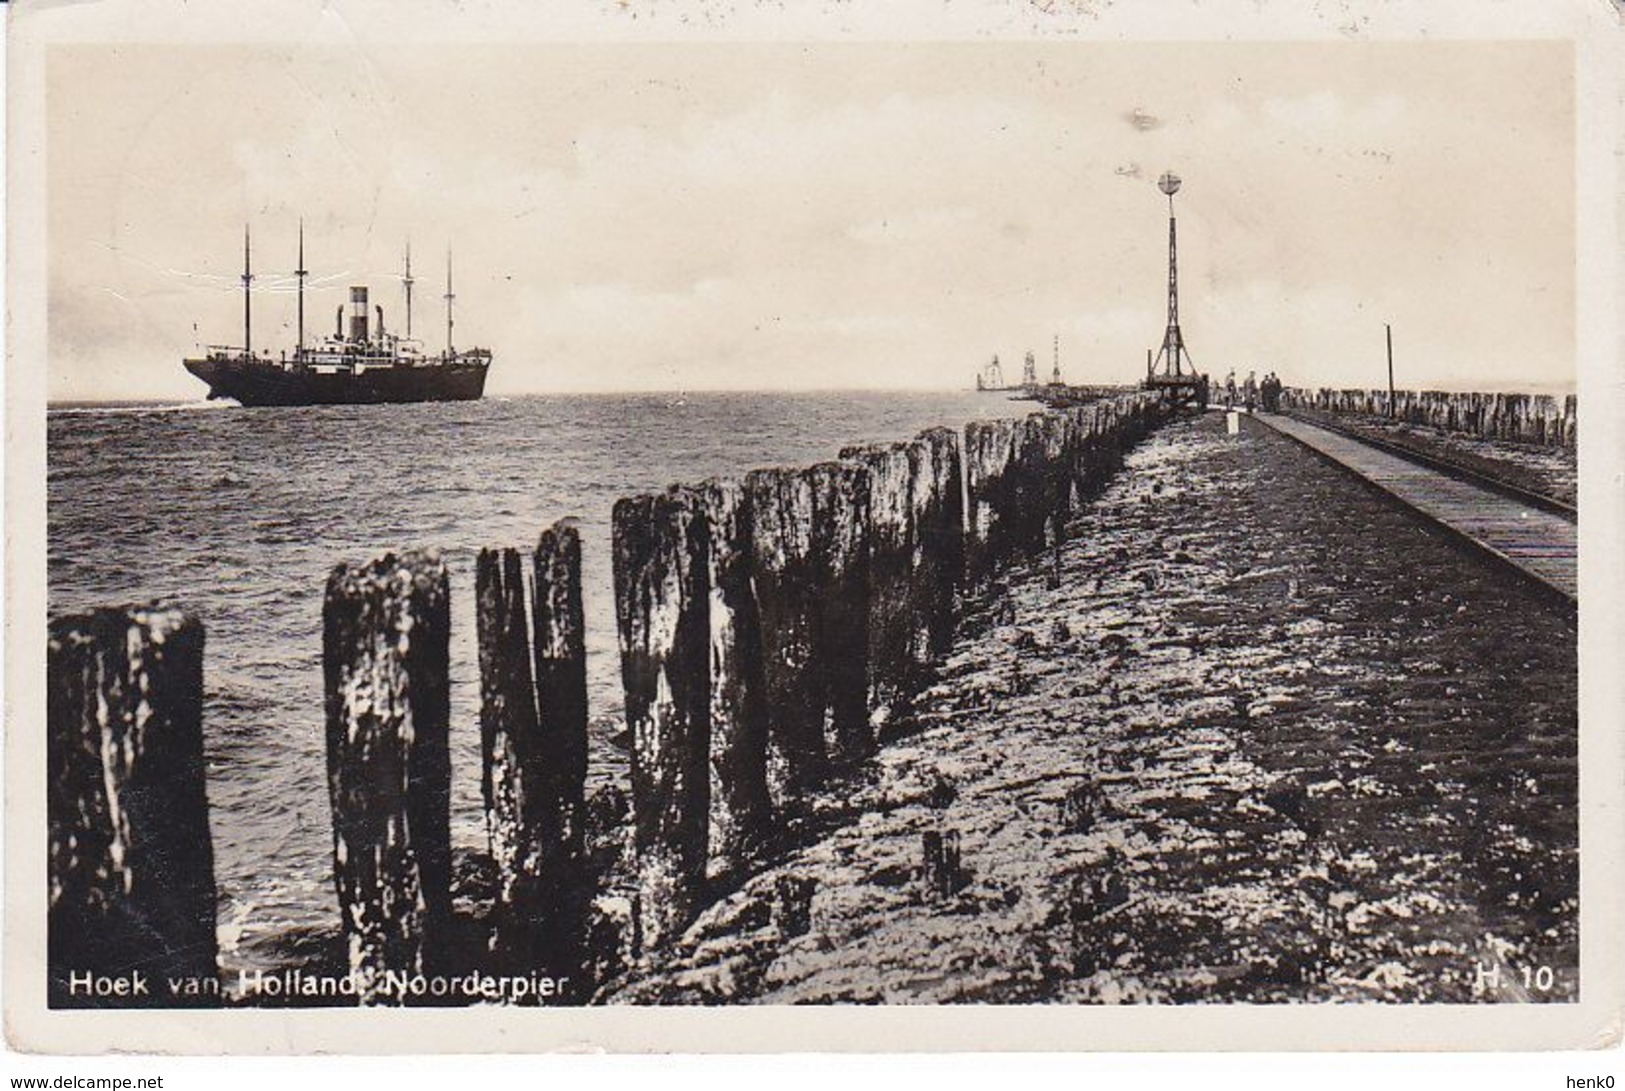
[349,286,370,342]
[376,304,385,338]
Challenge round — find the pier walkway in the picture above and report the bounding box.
[605,413,1577,1005]
[1256,412,1577,604]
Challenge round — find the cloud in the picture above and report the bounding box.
[45,42,1574,399]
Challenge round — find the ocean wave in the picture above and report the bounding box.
[47,390,1006,979]
[49,399,228,416]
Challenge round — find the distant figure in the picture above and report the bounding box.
[1266,372,1283,411]
[1244,370,1258,413]
[1224,369,1237,410]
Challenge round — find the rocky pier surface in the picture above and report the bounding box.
[601,412,1577,1005]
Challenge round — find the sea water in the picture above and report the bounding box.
[47,390,1024,974]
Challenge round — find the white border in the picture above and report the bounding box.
[6,0,1621,1055]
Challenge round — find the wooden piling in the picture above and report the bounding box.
[913,426,963,656]
[613,489,711,950]
[1013,414,1052,556]
[810,460,873,765]
[1077,404,1105,499]
[697,479,773,881]
[839,443,921,715]
[474,521,588,991]
[1059,409,1085,513]
[1113,401,1131,464]
[746,467,828,816]
[774,875,817,938]
[964,418,1019,583]
[1038,412,1072,543]
[531,518,590,968]
[47,605,217,1008]
[921,829,966,900]
[478,545,537,964]
[1297,387,1575,450]
[323,550,453,1005]
[962,420,993,582]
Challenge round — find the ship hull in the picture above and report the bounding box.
[183,357,489,407]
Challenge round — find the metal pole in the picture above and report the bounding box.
[404,242,414,340]
[295,219,307,358]
[1165,212,1179,375]
[1386,323,1395,419]
[444,248,455,356]
[242,225,253,358]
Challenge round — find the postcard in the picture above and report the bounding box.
[5,0,1621,1054]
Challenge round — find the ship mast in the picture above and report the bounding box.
[443,247,455,356]
[242,224,254,358]
[403,242,415,340]
[295,219,307,358]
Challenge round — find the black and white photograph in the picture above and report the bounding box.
[5,0,1621,1057]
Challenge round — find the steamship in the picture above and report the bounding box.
[183,226,491,407]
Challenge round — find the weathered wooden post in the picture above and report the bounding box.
[913,426,963,656]
[746,467,828,817]
[1039,412,1072,547]
[1529,395,1552,445]
[323,550,453,1005]
[532,519,590,951]
[964,418,1018,583]
[963,421,992,584]
[613,489,711,951]
[48,605,217,1008]
[774,875,817,938]
[1111,399,1130,466]
[477,545,538,964]
[1061,409,1085,512]
[1099,401,1121,471]
[1014,414,1052,556]
[839,442,919,716]
[475,518,589,993]
[1004,417,1034,559]
[920,829,966,900]
[697,479,773,882]
[810,460,873,766]
[1073,404,1102,501]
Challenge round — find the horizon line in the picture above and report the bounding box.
[47,377,1581,410]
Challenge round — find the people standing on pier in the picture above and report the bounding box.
[1244,370,1258,413]
[1224,369,1237,410]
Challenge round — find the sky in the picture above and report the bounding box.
[45,40,1574,401]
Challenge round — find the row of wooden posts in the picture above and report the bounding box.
[1280,387,1577,449]
[45,391,1166,1007]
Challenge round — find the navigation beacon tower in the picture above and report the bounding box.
[1142,171,1209,409]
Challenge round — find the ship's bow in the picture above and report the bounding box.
[183,357,224,398]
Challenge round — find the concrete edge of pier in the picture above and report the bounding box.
[1251,411,1577,611]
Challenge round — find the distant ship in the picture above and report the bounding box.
[184,225,491,407]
